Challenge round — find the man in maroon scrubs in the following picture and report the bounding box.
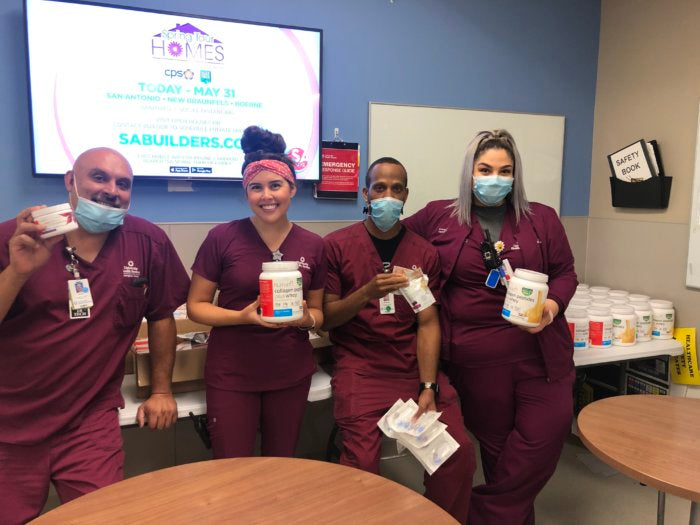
[0,148,190,524]
[323,158,476,524]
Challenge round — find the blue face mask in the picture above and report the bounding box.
[473,175,514,206]
[72,185,128,233]
[369,197,404,232]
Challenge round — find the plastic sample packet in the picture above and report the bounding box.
[392,266,436,313]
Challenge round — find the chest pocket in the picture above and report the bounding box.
[114,283,149,329]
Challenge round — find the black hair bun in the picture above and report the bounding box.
[241,126,286,155]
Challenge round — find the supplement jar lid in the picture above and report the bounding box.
[649,299,673,309]
[513,268,548,283]
[261,261,299,272]
[611,305,634,315]
[565,308,587,319]
[588,307,611,316]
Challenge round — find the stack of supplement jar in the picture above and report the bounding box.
[565,284,675,349]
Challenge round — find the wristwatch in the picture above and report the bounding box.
[419,381,439,397]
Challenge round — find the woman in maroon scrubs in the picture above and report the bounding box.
[404,130,578,525]
[187,126,326,458]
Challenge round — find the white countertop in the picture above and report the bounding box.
[572,338,682,367]
[120,337,683,426]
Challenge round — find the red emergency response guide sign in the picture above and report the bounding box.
[314,141,360,200]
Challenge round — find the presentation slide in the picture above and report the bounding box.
[25,0,321,180]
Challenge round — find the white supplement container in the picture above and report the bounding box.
[588,307,613,348]
[608,289,629,298]
[609,297,629,305]
[31,203,78,239]
[611,305,637,346]
[259,261,303,323]
[591,299,612,309]
[565,308,589,349]
[589,286,610,295]
[501,269,549,327]
[569,298,592,310]
[649,299,675,339]
[629,301,652,342]
[628,293,650,302]
[576,284,589,292]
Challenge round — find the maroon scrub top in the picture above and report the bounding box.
[191,219,327,392]
[404,200,577,381]
[324,222,441,377]
[0,215,190,445]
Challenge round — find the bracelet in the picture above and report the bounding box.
[298,312,317,331]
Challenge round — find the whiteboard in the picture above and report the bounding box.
[368,102,565,216]
[685,102,700,288]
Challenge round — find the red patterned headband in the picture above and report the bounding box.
[242,159,295,188]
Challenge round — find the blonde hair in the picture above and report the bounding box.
[448,129,530,226]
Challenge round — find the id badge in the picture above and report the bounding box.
[68,278,94,309]
[379,293,396,314]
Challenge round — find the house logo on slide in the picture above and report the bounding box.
[151,22,224,64]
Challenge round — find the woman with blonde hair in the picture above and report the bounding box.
[404,129,578,525]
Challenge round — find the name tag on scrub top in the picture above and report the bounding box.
[68,278,93,319]
[379,293,396,314]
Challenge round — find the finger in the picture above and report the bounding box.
[14,221,45,238]
[411,411,424,423]
[136,406,145,428]
[16,206,46,225]
[149,412,160,430]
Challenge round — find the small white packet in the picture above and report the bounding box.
[388,399,442,437]
[377,399,406,438]
[392,266,436,313]
[401,430,460,475]
[400,421,447,449]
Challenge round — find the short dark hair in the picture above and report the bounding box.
[365,157,407,188]
[240,125,296,180]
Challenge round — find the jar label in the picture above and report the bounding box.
[652,312,674,337]
[502,286,546,325]
[589,320,612,347]
[613,318,636,344]
[568,321,588,348]
[259,277,303,318]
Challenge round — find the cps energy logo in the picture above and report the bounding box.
[151,22,224,64]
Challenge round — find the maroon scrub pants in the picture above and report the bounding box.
[333,371,476,524]
[0,406,124,525]
[448,358,575,525]
[206,374,313,458]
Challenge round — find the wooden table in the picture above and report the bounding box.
[32,457,457,524]
[578,395,700,525]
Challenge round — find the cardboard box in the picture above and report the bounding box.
[136,317,211,340]
[133,343,207,399]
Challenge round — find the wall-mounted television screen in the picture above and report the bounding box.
[24,0,322,180]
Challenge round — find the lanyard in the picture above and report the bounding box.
[65,246,81,279]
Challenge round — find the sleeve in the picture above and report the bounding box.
[191,227,223,284]
[402,205,430,238]
[309,236,328,291]
[323,236,343,297]
[541,207,578,314]
[145,237,190,321]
